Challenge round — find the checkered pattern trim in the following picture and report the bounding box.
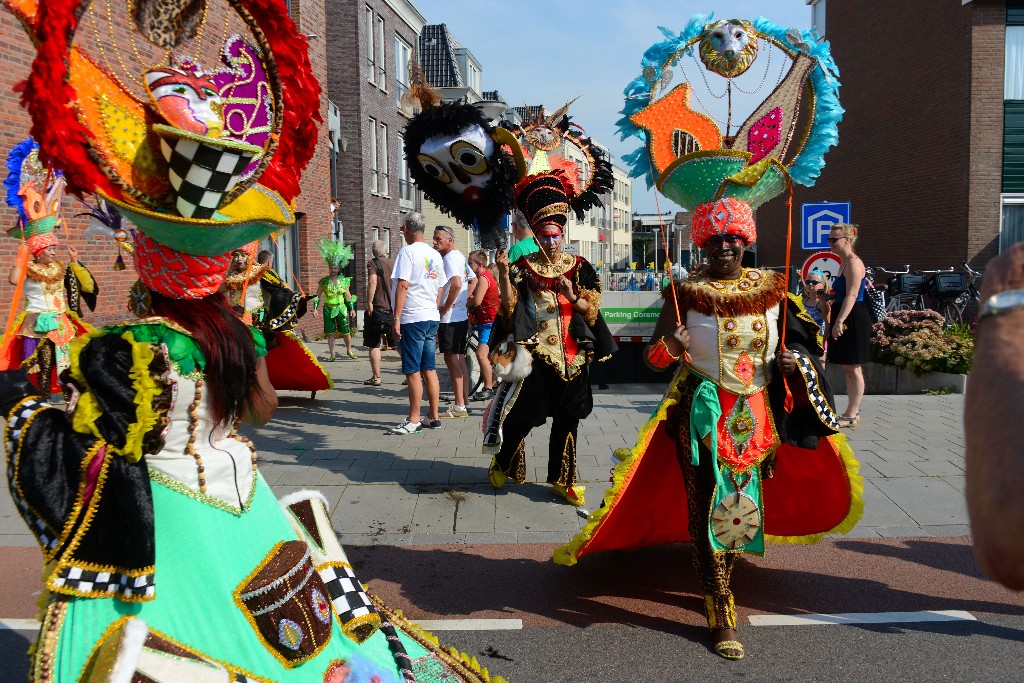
[5,398,59,552]
[793,350,840,430]
[49,564,155,600]
[266,293,302,331]
[160,136,252,219]
[318,563,378,626]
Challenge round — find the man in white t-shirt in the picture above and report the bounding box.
[387,212,450,434]
[433,225,476,418]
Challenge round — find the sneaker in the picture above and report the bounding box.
[387,420,422,435]
[473,387,496,401]
[423,418,442,429]
[440,407,469,419]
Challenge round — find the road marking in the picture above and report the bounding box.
[748,610,976,627]
[0,618,39,631]
[412,618,523,631]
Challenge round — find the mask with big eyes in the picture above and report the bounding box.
[416,125,494,203]
[144,67,224,137]
[699,19,759,79]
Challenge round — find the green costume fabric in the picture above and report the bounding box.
[319,276,354,335]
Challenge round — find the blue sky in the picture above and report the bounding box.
[411,0,814,214]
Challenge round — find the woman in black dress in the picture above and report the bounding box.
[827,223,871,427]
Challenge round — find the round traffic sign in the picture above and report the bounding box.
[801,251,842,291]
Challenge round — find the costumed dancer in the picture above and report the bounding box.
[225,240,268,325]
[1,1,509,680]
[311,238,357,361]
[554,15,861,661]
[1,137,95,398]
[479,105,617,506]
[257,248,333,395]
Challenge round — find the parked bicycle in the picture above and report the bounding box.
[875,265,927,312]
[933,262,983,328]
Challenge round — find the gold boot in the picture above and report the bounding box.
[552,483,586,506]
[704,594,744,660]
[488,457,508,490]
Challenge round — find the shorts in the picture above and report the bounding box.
[438,320,470,355]
[323,306,351,335]
[363,311,394,349]
[473,322,493,347]
[398,319,439,374]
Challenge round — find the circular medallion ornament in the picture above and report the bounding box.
[311,588,331,624]
[712,491,761,549]
[128,280,153,317]
[726,334,741,348]
[277,618,304,651]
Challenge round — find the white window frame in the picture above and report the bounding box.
[398,132,413,206]
[1000,193,1024,252]
[368,116,378,195]
[380,123,389,197]
[395,36,412,109]
[376,15,387,89]
[365,5,375,85]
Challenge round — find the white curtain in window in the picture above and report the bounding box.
[1007,26,1024,100]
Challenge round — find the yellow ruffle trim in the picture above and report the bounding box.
[69,261,96,294]
[69,330,164,463]
[765,428,865,545]
[553,366,689,567]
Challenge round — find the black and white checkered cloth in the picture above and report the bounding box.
[318,562,379,636]
[159,135,253,219]
[793,350,841,430]
[5,398,59,552]
[50,564,155,600]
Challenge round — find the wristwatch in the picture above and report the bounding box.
[980,289,1024,318]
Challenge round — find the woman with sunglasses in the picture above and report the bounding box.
[801,268,830,339]
[826,223,870,427]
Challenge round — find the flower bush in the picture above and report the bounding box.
[871,310,973,376]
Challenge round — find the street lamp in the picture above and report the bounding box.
[475,100,506,125]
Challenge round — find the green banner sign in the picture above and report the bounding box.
[601,307,661,323]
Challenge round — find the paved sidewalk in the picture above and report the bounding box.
[0,341,968,546]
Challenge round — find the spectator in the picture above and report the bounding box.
[965,242,1024,590]
[387,212,449,434]
[506,209,538,263]
[645,271,655,291]
[467,249,498,400]
[363,239,395,387]
[826,223,870,427]
[433,225,475,418]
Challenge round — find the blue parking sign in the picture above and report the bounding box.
[801,202,851,250]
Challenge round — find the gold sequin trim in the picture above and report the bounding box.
[149,468,259,516]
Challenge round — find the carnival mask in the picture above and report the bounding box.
[144,66,224,137]
[699,19,759,78]
[416,125,495,203]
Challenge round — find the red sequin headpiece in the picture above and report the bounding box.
[691,198,756,249]
[27,232,58,258]
[133,232,231,300]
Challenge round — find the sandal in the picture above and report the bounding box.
[713,638,745,661]
[838,413,860,428]
[363,377,381,386]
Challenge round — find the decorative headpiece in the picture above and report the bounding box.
[403,60,524,249]
[511,103,613,235]
[316,238,352,270]
[233,240,260,259]
[4,137,65,258]
[618,14,842,248]
[76,197,133,270]
[8,0,320,297]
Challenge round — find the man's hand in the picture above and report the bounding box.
[496,249,510,275]
[776,348,797,375]
[664,325,689,358]
[392,319,402,340]
[558,276,574,300]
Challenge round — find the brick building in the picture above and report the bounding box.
[756,0,1014,273]
[0,1,333,340]
[326,0,425,303]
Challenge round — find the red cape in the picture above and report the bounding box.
[265,330,334,392]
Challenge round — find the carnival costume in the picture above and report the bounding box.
[480,108,616,506]
[555,15,861,660]
[0,137,95,397]
[232,240,333,394]
[313,238,356,339]
[0,1,508,680]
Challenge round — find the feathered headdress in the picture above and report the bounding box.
[316,238,352,270]
[76,197,133,270]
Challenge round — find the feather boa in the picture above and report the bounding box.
[674,270,788,318]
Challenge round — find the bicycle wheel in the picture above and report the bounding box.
[940,302,962,329]
[464,332,483,397]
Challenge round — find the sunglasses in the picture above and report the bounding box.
[827,237,845,244]
[805,280,822,287]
